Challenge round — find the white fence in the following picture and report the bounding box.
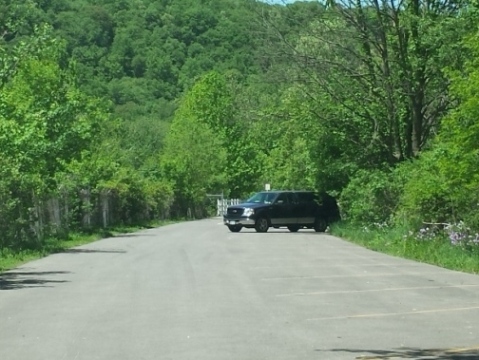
[216,199,242,216]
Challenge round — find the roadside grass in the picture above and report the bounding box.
[330,222,479,274]
[0,220,178,273]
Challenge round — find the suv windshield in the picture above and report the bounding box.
[246,192,278,204]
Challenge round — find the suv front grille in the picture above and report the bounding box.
[227,207,243,216]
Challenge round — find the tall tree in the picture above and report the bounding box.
[263,0,472,166]
[399,27,479,227]
[160,72,230,217]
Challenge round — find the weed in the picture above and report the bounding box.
[331,221,479,274]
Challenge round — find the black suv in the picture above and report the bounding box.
[223,190,340,233]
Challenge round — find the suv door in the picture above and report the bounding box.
[297,192,316,226]
[270,192,296,226]
[288,192,300,224]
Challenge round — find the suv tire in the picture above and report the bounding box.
[314,217,327,232]
[255,217,269,233]
[228,225,242,233]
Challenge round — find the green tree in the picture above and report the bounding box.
[0,23,111,247]
[160,73,229,217]
[265,0,472,166]
[398,28,479,227]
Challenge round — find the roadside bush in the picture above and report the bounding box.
[394,151,451,227]
[396,146,479,230]
[339,168,405,225]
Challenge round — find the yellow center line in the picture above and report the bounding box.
[306,305,479,321]
[276,284,479,297]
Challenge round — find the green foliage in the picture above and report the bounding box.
[339,168,406,225]
[397,29,479,228]
[331,222,479,274]
[2,0,479,268]
[279,0,473,168]
[160,72,229,217]
[258,86,322,190]
[38,0,264,110]
[396,150,453,226]
[0,24,96,248]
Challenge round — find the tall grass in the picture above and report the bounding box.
[331,222,479,274]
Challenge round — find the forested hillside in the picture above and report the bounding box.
[1,0,479,258]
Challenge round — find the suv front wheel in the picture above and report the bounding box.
[227,225,242,233]
[255,217,269,233]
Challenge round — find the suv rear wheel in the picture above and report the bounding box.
[314,217,327,232]
[287,225,300,232]
[255,217,269,233]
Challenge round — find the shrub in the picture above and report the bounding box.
[339,168,405,225]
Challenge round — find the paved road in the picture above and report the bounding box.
[1,219,479,360]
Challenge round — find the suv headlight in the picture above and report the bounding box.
[243,208,255,217]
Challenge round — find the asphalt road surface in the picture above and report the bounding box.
[1,219,479,360]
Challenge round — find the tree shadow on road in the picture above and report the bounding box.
[319,347,479,359]
[239,230,324,235]
[63,248,126,254]
[111,233,158,238]
[0,271,71,291]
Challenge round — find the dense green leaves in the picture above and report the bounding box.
[398,29,479,228]
[2,0,479,253]
[160,71,233,216]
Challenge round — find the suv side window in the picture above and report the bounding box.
[297,192,314,203]
[310,192,320,205]
[275,193,289,204]
[288,192,298,204]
